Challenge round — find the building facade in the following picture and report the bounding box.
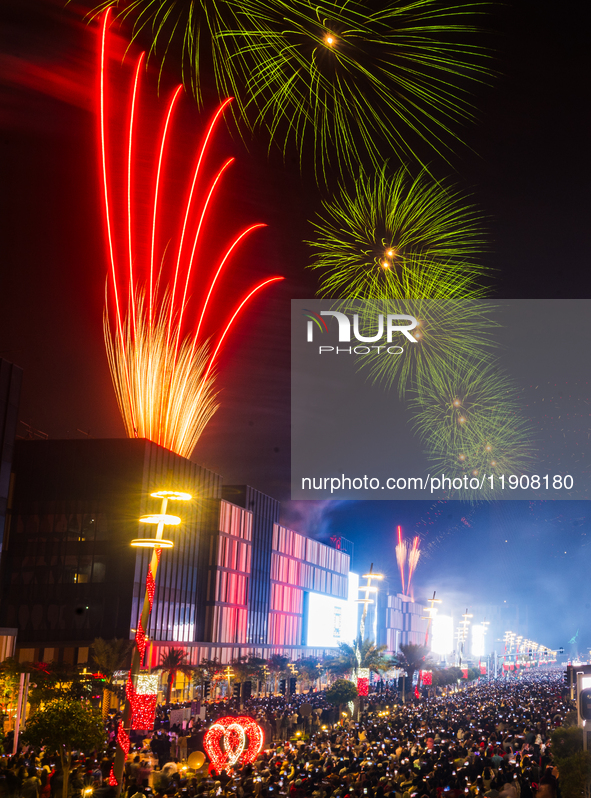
[0,439,355,665]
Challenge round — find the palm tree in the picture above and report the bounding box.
[91,638,133,721]
[326,640,390,678]
[154,647,193,704]
[391,643,431,693]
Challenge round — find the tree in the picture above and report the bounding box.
[267,654,289,694]
[91,638,133,720]
[22,699,105,798]
[326,640,390,677]
[154,647,193,703]
[550,726,591,798]
[295,656,321,690]
[325,679,358,719]
[27,662,93,709]
[391,643,431,694]
[325,679,358,705]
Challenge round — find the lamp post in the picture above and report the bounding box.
[110,489,191,793]
[421,591,442,648]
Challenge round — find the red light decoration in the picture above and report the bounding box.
[126,676,158,730]
[135,620,147,662]
[420,670,432,686]
[204,716,264,774]
[356,677,369,696]
[107,766,118,786]
[116,723,131,756]
[146,567,156,610]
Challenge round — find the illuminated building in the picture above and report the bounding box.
[382,592,429,653]
[0,439,353,664]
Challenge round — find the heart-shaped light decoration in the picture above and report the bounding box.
[204,716,265,774]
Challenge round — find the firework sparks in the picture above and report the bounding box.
[98,9,283,459]
[410,358,533,498]
[309,166,487,302]
[308,166,495,394]
[395,524,408,594]
[88,0,490,179]
[407,535,421,595]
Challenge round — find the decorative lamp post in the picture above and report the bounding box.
[110,489,191,792]
[421,591,442,648]
[354,564,384,694]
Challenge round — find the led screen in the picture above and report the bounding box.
[306,572,358,647]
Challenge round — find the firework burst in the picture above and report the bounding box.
[88,0,490,178]
[410,358,533,498]
[406,535,421,595]
[98,10,283,459]
[395,524,408,594]
[309,166,487,301]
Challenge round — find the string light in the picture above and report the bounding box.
[146,568,156,610]
[126,676,158,730]
[204,716,264,774]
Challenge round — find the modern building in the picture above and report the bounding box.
[382,592,429,653]
[0,439,358,666]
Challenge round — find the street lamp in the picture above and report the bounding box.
[110,489,191,792]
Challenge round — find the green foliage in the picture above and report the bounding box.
[326,640,390,676]
[0,658,23,718]
[550,727,591,798]
[91,637,134,719]
[267,654,290,674]
[325,678,358,706]
[391,643,431,690]
[555,750,591,798]
[23,699,106,798]
[23,698,105,753]
[295,656,321,686]
[551,725,584,759]
[87,0,490,178]
[91,638,133,682]
[27,662,94,709]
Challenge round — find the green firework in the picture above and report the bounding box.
[88,0,490,177]
[221,0,491,178]
[309,165,488,301]
[410,359,533,498]
[352,290,498,396]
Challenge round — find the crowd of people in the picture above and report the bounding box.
[0,670,573,798]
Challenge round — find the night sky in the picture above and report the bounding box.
[0,0,589,651]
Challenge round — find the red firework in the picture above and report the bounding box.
[98,8,283,458]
